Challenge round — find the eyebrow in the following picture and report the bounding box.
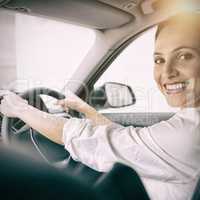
[154,46,200,55]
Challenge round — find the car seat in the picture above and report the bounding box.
[0,145,150,200]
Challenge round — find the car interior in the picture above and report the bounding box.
[0,0,200,199]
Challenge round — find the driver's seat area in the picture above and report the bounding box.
[0,145,149,200]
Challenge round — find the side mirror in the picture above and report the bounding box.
[105,82,136,108]
[90,82,136,109]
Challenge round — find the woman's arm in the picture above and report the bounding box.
[0,91,112,144]
[80,104,112,126]
[56,90,112,126]
[17,105,67,145]
[0,93,67,145]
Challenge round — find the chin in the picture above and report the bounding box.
[167,102,182,108]
[166,97,186,108]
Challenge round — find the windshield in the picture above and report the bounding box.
[0,10,95,93]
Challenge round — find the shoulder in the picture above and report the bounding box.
[146,108,200,167]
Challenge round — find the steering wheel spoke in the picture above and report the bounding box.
[11,124,30,135]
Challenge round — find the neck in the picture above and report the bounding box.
[181,99,200,109]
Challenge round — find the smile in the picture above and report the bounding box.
[164,82,188,95]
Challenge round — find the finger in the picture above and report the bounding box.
[1,94,14,102]
[3,93,14,100]
[0,103,5,114]
[0,99,6,106]
[0,90,12,97]
[3,94,13,103]
[1,98,5,103]
[65,107,69,112]
[55,100,65,105]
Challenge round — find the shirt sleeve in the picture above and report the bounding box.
[62,109,200,183]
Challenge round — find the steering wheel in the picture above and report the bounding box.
[1,87,73,168]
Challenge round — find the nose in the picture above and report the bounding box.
[162,60,179,79]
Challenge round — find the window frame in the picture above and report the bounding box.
[84,27,156,108]
[84,27,154,92]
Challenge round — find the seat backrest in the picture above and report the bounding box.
[94,163,150,200]
[0,145,150,200]
[60,156,150,199]
[192,179,200,200]
[0,146,97,200]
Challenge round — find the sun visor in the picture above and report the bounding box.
[0,0,134,29]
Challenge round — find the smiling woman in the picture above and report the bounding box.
[1,7,200,200]
[154,12,200,108]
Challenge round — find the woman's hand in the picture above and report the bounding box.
[56,89,112,126]
[0,92,28,118]
[56,89,86,113]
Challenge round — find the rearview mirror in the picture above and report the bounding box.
[90,82,136,109]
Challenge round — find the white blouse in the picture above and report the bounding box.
[62,107,200,200]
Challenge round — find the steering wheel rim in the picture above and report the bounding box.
[1,87,71,167]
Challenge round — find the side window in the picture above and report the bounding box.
[94,28,178,113]
[0,10,96,93]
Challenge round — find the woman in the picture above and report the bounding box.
[1,12,200,200]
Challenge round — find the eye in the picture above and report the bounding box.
[154,57,165,65]
[178,53,193,61]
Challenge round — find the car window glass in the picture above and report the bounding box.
[94,27,179,113]
[0,10,95,93]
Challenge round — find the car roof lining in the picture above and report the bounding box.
[0,0,138,29]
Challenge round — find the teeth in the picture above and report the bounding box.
[165,83,186,90]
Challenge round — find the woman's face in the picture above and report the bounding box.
[154,21,200,108]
